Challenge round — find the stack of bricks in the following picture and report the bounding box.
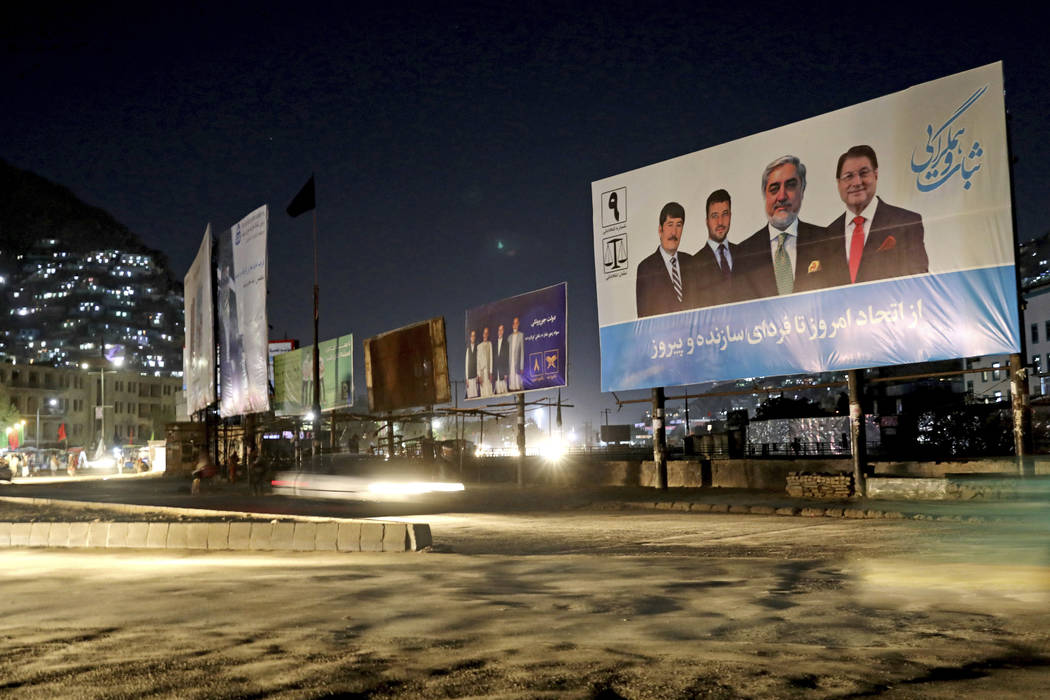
[786,471,854,499]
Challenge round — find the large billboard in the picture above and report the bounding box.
[183,225,215,414]
[464,282,568,400]
[364,317,450,412]
[592,63,1017,392]
[272,334,353,416]
[217,205,270,416]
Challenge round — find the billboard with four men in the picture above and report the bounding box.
[592,62,1017,392]
[463,283,568,400]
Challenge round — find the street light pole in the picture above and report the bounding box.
[99,366,105,456]
[35,398,56,451]
[86,355,123,473]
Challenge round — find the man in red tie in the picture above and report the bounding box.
[800,145,928,290]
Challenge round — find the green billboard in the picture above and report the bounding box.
[273,334,353,415]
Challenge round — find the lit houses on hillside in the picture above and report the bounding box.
[0,238,183,376]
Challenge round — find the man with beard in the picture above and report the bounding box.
[735,155,829,299]
[692,189,743,307]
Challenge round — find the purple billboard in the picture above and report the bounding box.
[464,282,567,400]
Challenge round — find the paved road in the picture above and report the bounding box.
[1,476,1049,698]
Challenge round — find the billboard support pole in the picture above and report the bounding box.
[847,369,867,497]
[425,407,434,475]
[1010,353,1033,475]
[478,412,484,483]
[1005,109,1033,477]
[652,387,667,490]
[453,381,463,478]
[386,418,395,459]
[517,393,526,487]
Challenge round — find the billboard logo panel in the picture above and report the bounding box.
[601,187,626,228]
[603,234,628,277]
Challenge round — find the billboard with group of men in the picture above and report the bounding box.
[592,62,1018,392]
[463,282,568,401]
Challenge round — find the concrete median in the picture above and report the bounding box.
[0,495,432,553]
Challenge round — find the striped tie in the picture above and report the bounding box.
[670,255,682,303]
[774,232,793,295]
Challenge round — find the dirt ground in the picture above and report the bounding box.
[1,508,1048,698]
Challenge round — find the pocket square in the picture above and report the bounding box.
[877,235,897,252]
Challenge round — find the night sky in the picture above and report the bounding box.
[4,3,1048,432]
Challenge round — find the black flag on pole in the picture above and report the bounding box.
[286,175,315,217]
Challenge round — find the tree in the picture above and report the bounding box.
[754,395,829,420]
[0,385,19,429]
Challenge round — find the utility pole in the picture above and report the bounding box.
[516,393,525,486]
[652,387,667,489]
[1010,354,1033,475]
[847,369,867,497]
[451,380,462,478]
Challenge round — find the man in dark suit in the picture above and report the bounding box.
[636,201,697,317]
[494,323,510,394]
[735,155,829,299]
[692,189,744,307]
[465,329,478,398]
[802,145,928,290]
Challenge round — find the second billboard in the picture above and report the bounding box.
[464,282,568,400]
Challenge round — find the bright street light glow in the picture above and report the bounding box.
[540,439,566,462]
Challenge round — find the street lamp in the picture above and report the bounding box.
[36,398,58,450]
[82,354,124,473]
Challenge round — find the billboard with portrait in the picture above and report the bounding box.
[592,62,1017,392]
[364,318,450,412]
[463,282,568,400]
[216,205,270,416]
[183,225,215,414]
[273,334,353,416]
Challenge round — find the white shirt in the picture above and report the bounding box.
[658,246,682,282]
[843,197,880,264]
[707,239,732,270]
[767,219,800,279]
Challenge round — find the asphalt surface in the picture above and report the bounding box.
[2,498,1049,697]
[3,469,1050,525]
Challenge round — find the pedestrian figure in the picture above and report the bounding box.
[228,450,239,483]
[247,445,263,495]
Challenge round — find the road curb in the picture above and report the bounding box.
[619,500,997,523]
[0,496,432,552]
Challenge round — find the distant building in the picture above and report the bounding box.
[0,239,183,376]
[0,361,181,450]
[1018,231,1050,291]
